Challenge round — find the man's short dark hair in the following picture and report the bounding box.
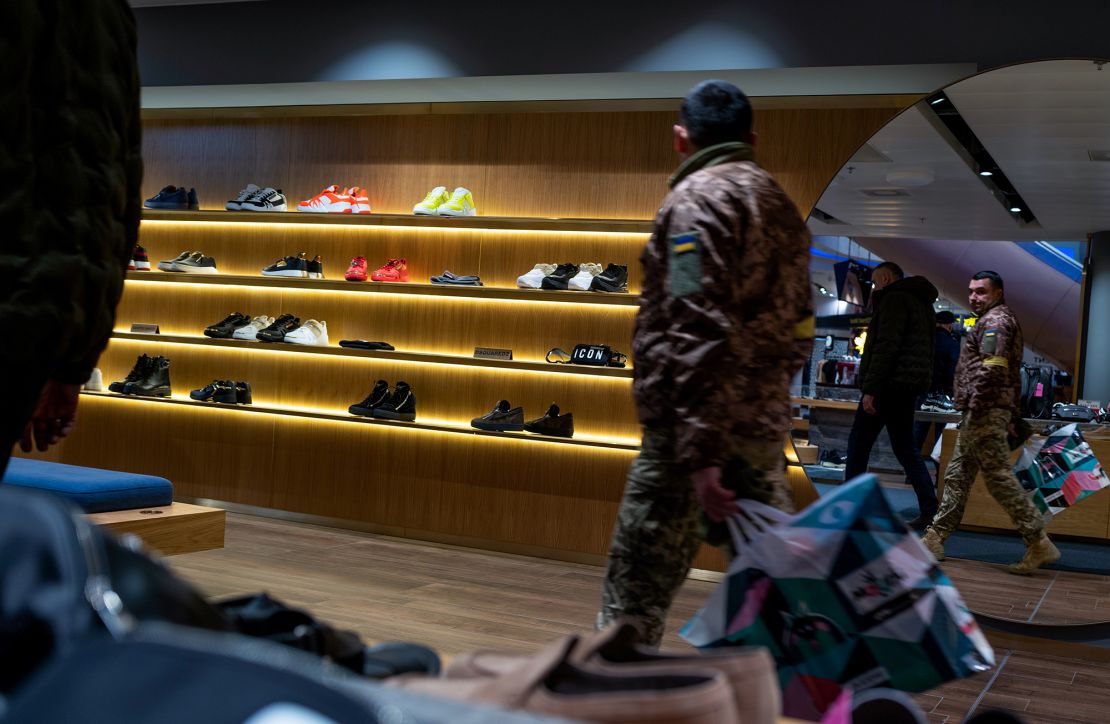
[874,261,904,279]
[935,310,957,324]
[680,80,753,149]
[972,270,1005,290]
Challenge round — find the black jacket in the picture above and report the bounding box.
[0,0,142,384]
[931,327,961,396]
[857,276,938,396]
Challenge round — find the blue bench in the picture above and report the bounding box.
[2,458,173,513]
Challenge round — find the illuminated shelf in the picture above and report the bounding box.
[124,271,641,307]
[141,209,653,234]
[80,390,640,452]
[109,332,634,379]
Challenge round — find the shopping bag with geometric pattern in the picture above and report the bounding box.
[1013,423,1110,522]
[681,474,993,720]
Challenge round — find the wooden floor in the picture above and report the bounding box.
[168,513,1110,724]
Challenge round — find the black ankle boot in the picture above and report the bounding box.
[129,356,171,397]
[110,354,152,393]
[372,382,416,421]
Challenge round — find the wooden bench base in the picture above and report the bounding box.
[88,502,225,556]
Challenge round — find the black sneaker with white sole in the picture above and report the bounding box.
[204,312,251,339]
[262,253,308,277]
[256,314,300,343]
[372,382,416,421]
[306,255,324,279]
[540,263,579,290]
[589,264,629,293]
[349,380,390,417]
[241,187,288,212]
[174,252,220,274]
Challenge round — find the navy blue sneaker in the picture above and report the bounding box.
[144,185,200,210]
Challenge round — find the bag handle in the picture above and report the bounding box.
[724,499,793,552]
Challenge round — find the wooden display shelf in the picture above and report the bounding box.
[110,331,634,378]
[80,390,641,452]
[142,209,654,234]
[124,271,642,307]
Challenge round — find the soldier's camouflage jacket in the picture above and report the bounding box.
[954,300,1023,416]
[633,142,814,467]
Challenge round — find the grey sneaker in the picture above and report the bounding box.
[471,400,525,431]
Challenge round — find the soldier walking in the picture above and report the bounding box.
[597,80,815,645]
[922,271,1059,575]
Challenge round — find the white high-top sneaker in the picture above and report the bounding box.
[284,319,329,347]
[83,368,103,392]
[233,316,275,341]
[568,262,604,291]
[517,263,557,289]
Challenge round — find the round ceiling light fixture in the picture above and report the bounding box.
[885,169,935,187]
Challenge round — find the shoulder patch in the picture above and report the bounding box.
[668,230,703,297]
[670,231,698,255]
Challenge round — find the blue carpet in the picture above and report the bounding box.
[813,482,1110,576]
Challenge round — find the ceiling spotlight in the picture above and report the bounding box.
[979,170,993,177]
[930,97,945,105]
[1009,206,1022,213]
[818,286,828,295]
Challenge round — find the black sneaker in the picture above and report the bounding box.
[819,450,847,470]
[262,252,309,278]
[204,312,251,339]
[174,251,220,274]
[235,381,253,405]
[471,400,525,431]
[144,185,199,211]
[257,314,301,343]
[190,379,236,403]
[589,264,628,293]
[349,380,390,417]
[372,382,416,421]
[109,354,152,393]
[125,356,171,397]
[540,263,579,290]
[524,403,574,438]
[306,255,324,279]
[240,187,288,212]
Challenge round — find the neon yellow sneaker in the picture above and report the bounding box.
[413,186,449,215]
[437,187,477,217]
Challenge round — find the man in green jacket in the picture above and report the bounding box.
[598,80,815,646]
[845,261,938,528]
[0,0,142,476]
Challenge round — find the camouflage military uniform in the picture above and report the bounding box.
[929,301,1044,544]
[599,141,814,646]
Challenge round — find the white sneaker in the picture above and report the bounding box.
[517,263,557,289]
[413,186,448,215]
[233,315,274,341]
[240,187,288,212]
[284,319,329,347]
[83,368,103,392]
[226,183,260,211]
[436,187,476,217]
[568,262,604,291]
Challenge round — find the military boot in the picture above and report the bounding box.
[1008,534,1060,576]
[921,528,946,561]
[127,356,172,397]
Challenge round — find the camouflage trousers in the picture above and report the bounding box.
[597,428,792,647]
[930,408,1044,545]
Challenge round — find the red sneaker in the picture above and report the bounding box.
[129,244,151,271]
[371,258,409,283]
[345,256,368,282]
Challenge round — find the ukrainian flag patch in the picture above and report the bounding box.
[668,230,703,297]
[670,232,698,254]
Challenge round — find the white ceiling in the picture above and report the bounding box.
[808,59,1110,241]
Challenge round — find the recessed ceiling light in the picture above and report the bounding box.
[930,97,945,105]
[979,170,993,176]
[1010,206,1022,213]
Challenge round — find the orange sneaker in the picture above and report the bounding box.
[296,184,352,213]
[371,258,409,283]
[349,187,372,214]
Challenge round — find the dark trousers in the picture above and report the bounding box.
[845,392,938,515]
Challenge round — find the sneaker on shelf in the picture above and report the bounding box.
[819,449,847,470]
[345,256,368,282]
[306,255,324,279]
[108,354,152,393]
[589,263,629,293]
[516,263,556,289]
[372,381,416,421]
[436,187,476,217]
[144,185,199,210]
[82,368,103,392]
[349,187,372,214]
[156,250,195,272]
[413,186,449,215]
[124,356,171,397]
[540,263,580,290]
[471,400,525,432]
[262,252,309,277]
[235,381,253,405]
[190,380,237,404]
[567,262,603,291]
[284,319,329,347]
[240,187,288,212]
[524,403,574,438]
[256,314,301,343]
[371,258,409,283]
[225,183,260,211]
[204,312,251,339]
[297,185,352,213]
[128,244,151,271]
[232,315,275,341]
[429,270,482,286]
[174,252,220,274]
[349,380,390,417]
